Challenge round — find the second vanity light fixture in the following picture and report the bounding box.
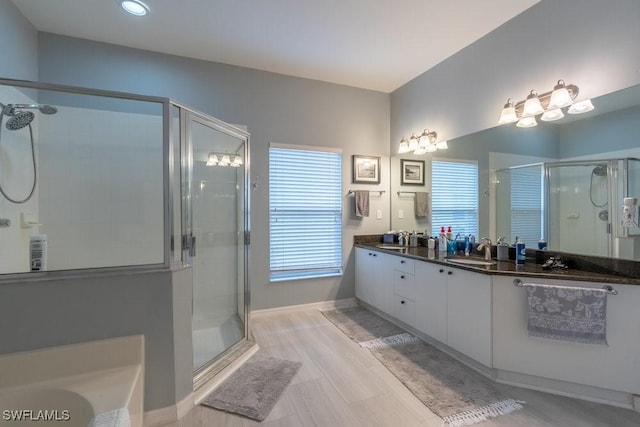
[206,153,243,167]
[498,80,595,128]
[398,129,448,154]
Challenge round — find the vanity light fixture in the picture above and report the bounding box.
[498,80,594,127]
[398,129,447,155]
[522,90,545,117]
[117,0,150,16]
[398,137,410,154]
[568,99,595,114]
[206,153,243,167]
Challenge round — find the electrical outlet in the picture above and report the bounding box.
[376,209,383,220]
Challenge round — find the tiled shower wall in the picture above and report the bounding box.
[38,106,164,270]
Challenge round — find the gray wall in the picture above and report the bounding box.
[0,0,37,80]
[558,105,640,159]
[0,269,191,411]
[37,33,391,311]
[391,0,640,147]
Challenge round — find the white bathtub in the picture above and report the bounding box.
[0,336,144,427]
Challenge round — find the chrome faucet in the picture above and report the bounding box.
[398,231,410,247]
[477,238,492,260]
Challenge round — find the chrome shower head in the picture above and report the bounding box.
[592,164,607,176]
[38,105,57,115]
[5,111,35,130]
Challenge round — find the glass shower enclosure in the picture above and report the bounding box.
[0,78,250,386]
[495,158,640,260]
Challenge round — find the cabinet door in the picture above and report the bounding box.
[355,248,392,312]
[355,247,376,305]
[447,267,492,366]
[414,261,448,344]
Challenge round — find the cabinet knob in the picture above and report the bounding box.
[447,271,453,275]
[401,300,406,304]
[401,260,405,264]
[400,275,405,279]
[439,268,444,273]
[373,254,377,257]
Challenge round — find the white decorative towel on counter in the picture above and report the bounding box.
[526,284,608,345]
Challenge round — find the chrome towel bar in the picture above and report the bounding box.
[347,190,385,197]
[512,278,618,295]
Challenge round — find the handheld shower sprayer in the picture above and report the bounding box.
[0,101,58,203]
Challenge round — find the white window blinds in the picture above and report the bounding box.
[510,165,544,247]
[269,145,342,281]
[431,160,478,237]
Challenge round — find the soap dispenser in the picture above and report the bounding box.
[496,237,509,261]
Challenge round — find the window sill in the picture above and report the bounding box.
[270,269,343,283]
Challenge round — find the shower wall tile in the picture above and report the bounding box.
[38,106,164,271]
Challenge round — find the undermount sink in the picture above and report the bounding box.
[376,244,407,250]
[447,258,497,266]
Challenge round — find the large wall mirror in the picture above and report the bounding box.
[391,84,640,261]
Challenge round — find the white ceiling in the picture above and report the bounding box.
[11,0,539,93]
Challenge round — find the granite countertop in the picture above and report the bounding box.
[355,241,640,286]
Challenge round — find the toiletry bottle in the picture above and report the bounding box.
[464,236,470,256]
[438,227,447,255]
[538,237,547,250]
[516,237,526,265]
[446,226,453,241]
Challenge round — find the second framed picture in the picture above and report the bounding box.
[400,159,425,185]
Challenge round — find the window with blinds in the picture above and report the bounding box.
[269,145,343,281]
[431,160,478,237]
[510,165,544,247]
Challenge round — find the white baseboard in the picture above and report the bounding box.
[251,298,356,317]
[144,392,193,427]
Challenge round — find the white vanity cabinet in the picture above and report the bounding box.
[355,247,393,314]
[413,261,492,365]
[445,267,492,366]
[393,257,416,327]
[492,276,640,397]
[414,261,448,344]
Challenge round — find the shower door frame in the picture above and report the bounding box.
[177,103,251,388]
[544,159,617,258]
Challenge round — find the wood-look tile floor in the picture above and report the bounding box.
[173,306,640,427]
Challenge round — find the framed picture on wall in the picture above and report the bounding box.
[401,159,425,185]
[352,155,381,184]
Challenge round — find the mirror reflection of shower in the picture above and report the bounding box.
[590,164,609,221]
[0,102,57,203]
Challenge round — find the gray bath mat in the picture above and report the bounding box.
[321,305,406,343]
[322,306,523,426]
[201,353,301,421]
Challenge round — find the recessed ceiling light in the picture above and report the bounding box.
[117,0,149,16]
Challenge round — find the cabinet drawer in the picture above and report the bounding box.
[394,257,414,274]
[394,270,415,299]
[394,295,415,326]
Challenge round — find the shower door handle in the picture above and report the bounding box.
[189,235,196,257]
[184,234,196,257]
